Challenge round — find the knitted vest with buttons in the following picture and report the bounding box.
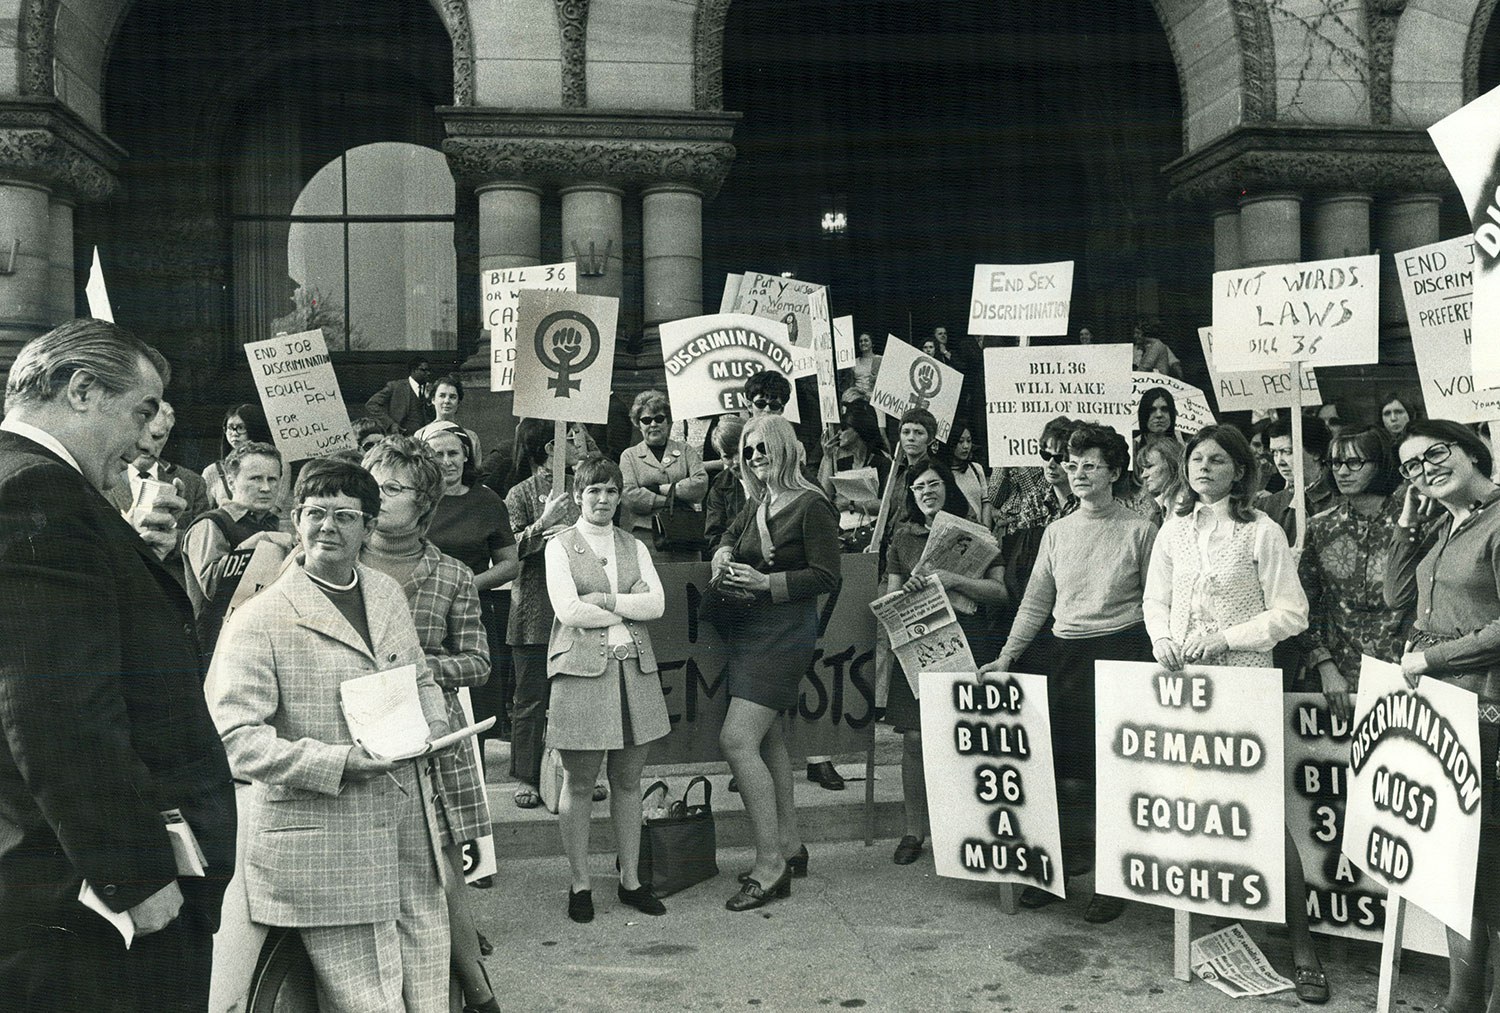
[1166,514,1272,667]
[546,525,659,677]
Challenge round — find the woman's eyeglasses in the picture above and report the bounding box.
[225,422,248,435]
[750,397,785,413]
[637,414,668,426]
[1062,460,1103,475]
[909,480,944,494]
[1327,458,1371,472]
[1398,441,1457,480]
[1038,449,1068,464]
[741,441,770,462]
[294,505,369,527]
[378,480,419,497]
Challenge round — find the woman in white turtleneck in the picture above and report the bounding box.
[543,456,670,925]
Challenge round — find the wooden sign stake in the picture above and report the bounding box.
[1174,909,1192,982]
[1376,894,1406,1013]
[1288,358,1308,551]
[552,418,568,501]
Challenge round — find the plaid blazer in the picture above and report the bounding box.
[208,563,443,927]
[400,543,492,845]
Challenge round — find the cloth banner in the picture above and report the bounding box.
[1283,694,1447,955]
[968,261,1074,337]
[243,329,355,462]
[869,334,963,440]
[1197,326,1322,412]
[983,343,1133,467]
[481,261,575,392]
[919,671,1065,893]
[1396,236,1500,423]
[1132,373,1214,438]
[1429,83,1500,390]
[646,556,878,764]
[1342,657,1481,936]
[659,313,801,423]
[1210,255,1380,371]
[1094,661,1286,923]
[513,290,618,425]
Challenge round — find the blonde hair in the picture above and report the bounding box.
[739,415,824,503]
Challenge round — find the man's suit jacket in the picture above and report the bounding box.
[364,379,433,435]
[104,460,212,582]
[0,430,237,945]
[209,562,445,927]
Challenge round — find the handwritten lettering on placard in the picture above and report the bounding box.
[244,329,354,462]
[1197,326,1323,412]
[968,262,1074,337]
[481,262,575,392]
[1211,256,1380,371]
[983,344,1132,467]
[1397,237,1500,423]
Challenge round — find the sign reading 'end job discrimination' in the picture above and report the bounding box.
[1095,661,1286,923]
[983,343,1132,468]
[243,328,354,463]
[1211,255,1380,371]
[1396,236,1500,423]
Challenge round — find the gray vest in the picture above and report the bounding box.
[546,525,659,677]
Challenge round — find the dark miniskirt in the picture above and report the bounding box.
[723,598,820,712]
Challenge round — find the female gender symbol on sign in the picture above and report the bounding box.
[533,309,601,397]
[909,355,943,410]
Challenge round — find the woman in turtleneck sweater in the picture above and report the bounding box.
[359,436,500,1013]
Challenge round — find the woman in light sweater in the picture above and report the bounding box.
[979,423,1156,923]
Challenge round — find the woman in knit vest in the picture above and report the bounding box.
[544,457,670,924]
[1142,424,1327,1005]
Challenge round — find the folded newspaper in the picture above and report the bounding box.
[914,511,1000,613]
[1190,923,1294,998]
[339,665,494,761]
[869,576,975,698]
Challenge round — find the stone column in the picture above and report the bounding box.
[560,183,624,300]
[1310,193,1371,259]
[1237,192,1302,268]
[48,197,75,323]
[464,181,543,371]
[642,183,702,340]
[0,180,55,366]
[1212,207,1241,271]
[1376,193,1442,363]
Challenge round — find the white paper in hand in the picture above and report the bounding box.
[338,665,430,761]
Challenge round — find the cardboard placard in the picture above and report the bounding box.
[869,334,963,441]
[1094,661,1286,923]
[1396,237,1500,423]
[919,671,1064,892]
[512,290,618,425]
[1342,657,1481,936]
[809,287,842,428]
[718,272,744,314]
[1198,326,1322,412]
[724,271,826,378]
[983,343,1133,467]
[243,329,355,462]
[1284,694,1447,955]
[481,262,576,392]
[833,315,856,370]
[1428,84,1500,391]
[968,261,1075,337]
[1210,255,1380,371]
[1132,373,1215,438]
[658,312,801,423]
[646,556,878,764]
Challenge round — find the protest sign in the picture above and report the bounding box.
[1429,84,1500,390]
[833,315,855,370]
[919,671,1064,893]
[1132,373,1214,438]
[1197,326,1322,412]
[968,261,1074,337]
[869,577,975,697]
[243,329,354,462]
[808,286,841,427]
[85,247,112,322]
[646,557,877,763]
[659,313,801,423]
[1211,255,1380,371]
[983,343,1133,467]
[481,261,575,392]
[1095,660,1286,922]
[718,272,743,314]
[1396,237,1500,423]
[512,290,618,425]
[869,334,963,440]
[453,689,497,884]
[1284,694,1447,954]
[1342,657,1481,935]
[726,271,825,378]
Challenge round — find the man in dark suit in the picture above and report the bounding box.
[364,357,434,435]
[104,401,211,582]
[0,318,236,1012]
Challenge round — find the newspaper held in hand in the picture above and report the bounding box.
[913,511,1000,614]
[869,576,975,699]
[1189,924,1294,998]
[161,808,207,876]
[339,664,495,761]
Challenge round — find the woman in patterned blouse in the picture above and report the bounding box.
[1295,425,1408,722]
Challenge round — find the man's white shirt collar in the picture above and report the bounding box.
[0,416,83,476]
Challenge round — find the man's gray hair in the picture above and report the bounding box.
[5,318,170,412]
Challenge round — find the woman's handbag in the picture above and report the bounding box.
[637,776,720,898]
[538,744,564,815]
[653,496,706,555]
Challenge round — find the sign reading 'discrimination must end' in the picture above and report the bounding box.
[1211,255,1380,371]
[658,312,801,423]
[968,261,1074,337]
[983,343,1132,468]
[244,329,354,463]
[1094,661,1286,923]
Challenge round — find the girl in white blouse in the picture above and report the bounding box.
[1142,424,1327,1004]
[545,457,670,924]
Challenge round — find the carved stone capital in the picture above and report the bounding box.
[1165,125,1450,205]
[439,109,740,198]
[0,99,124,202]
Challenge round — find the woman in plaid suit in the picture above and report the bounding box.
[360,437,500,1013]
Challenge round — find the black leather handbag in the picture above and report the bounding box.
[638,776,720,898]
[652,496,706,555]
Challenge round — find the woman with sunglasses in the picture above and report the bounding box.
[710,415,839,911]
[620,390,708,563]
[1294,425,1408,723]
[1385,420,1500,1013]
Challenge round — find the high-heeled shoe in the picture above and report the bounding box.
[738,844,809,884]
[725,864,791,911]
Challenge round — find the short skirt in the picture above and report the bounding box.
[724,598,818,712]
[547,657,670,751]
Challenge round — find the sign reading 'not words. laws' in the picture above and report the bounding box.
[968,261,1074,337]
[983,343,1132,468]
[1211,255,1380,371]
[243,328,354,463]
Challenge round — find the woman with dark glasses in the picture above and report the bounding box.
[1385,418,1500,1013]
[620,390,708,562]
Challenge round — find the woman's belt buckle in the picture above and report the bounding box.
[609,644,637,660]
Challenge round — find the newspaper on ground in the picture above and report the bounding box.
[1189,924,1294,998]
[914,511,1000,613]
[869,576,975,698]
